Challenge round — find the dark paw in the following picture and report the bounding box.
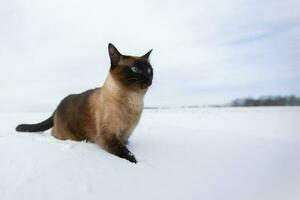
[126,152,137,163]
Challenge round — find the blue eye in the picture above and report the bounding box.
[131,66,138,73]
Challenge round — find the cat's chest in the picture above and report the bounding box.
[100,96,143,126]
[120,107,142,137]
[96,89,144,134]
[106,105,141,141]
[120,104,143,127]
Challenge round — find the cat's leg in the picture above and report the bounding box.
[97,134,137,163]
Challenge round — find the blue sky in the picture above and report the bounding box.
[0,0,299,111]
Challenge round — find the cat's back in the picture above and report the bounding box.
[56,88,99,114]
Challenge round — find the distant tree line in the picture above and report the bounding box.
[231,95,300,107]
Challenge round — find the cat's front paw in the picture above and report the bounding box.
[126,152,137,163]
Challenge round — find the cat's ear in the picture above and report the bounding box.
[141,49,153,60]
[108,43,122,67]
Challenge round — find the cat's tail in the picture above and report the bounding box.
[16,116,54,132]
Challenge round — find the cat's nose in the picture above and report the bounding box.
[145,74,152,81]
[144,77,152,85]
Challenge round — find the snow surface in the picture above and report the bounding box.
[0,107,299,200]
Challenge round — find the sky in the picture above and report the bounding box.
[0,0,300,111]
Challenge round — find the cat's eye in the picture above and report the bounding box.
[131,66,138,73]
[147,68,151,74]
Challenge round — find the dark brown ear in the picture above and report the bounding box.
[108,43,122,67]
[142,49,153,60]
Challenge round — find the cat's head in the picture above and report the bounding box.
[108,43,153,91]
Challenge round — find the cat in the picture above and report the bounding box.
[16,43,153,163]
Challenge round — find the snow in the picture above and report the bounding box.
[0,107,299,200]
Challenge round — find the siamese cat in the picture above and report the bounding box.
[16,43,153,163]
